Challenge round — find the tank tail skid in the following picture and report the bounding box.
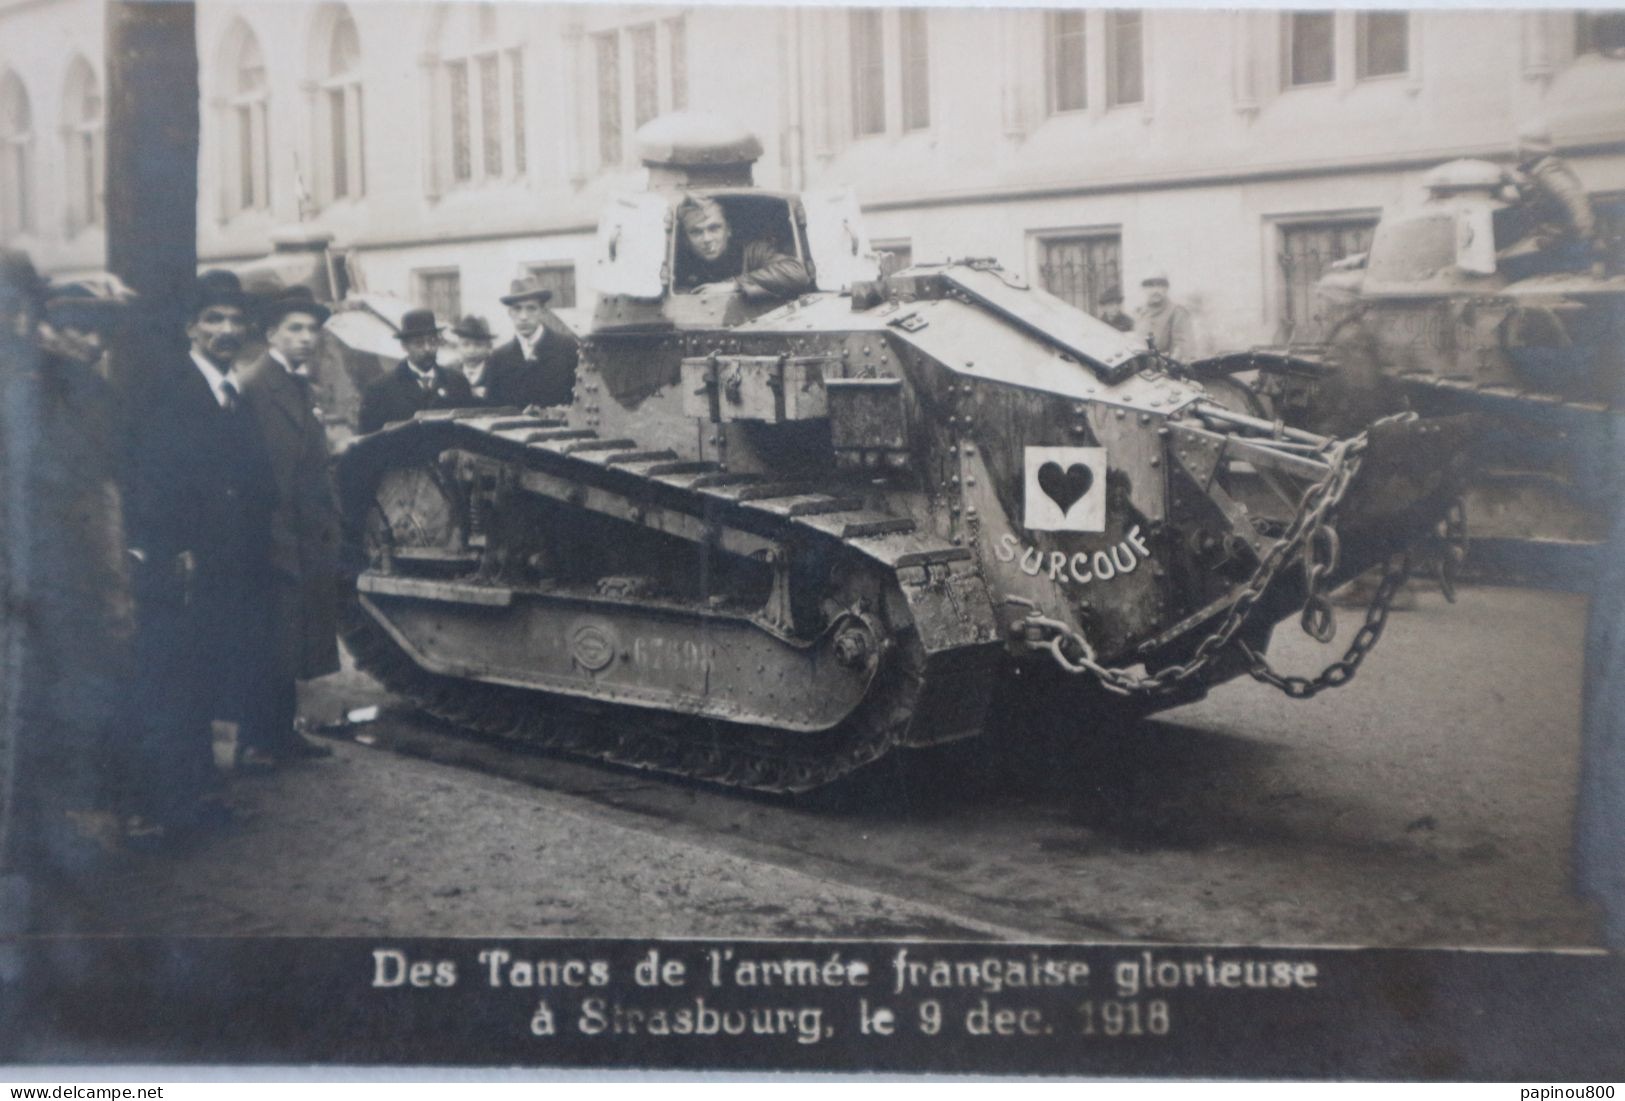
[336,412,1004,792]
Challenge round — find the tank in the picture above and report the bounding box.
[334,114,1473,793]
[1195,157,1625,574]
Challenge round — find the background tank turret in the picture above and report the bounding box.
[1196,155,1625,580]
[334,114,1470,793]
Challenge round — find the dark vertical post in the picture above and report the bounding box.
[105,0,198,394]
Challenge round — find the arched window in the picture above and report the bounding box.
[0,71,34,238]
[319,7,364,202]
[224,23,271,213]
[62,57,104,234]
[427,2,527,193]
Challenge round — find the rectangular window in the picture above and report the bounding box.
[414,268,462,323]
[1285,12,1335,86]
[525,262,579,309]
[900,8,930,131]
[81,131,99,225]
[1576,12,1625,58]
[631,24,659,129]
[595,32,622,167]
[480,54,502,176]
[4,145,30,235]
[1356,12,1408,78]
[329,89,349,199]
[668,17,688,110]
[1047,10,1087,113]
[850,9,886,136]
[354,87,366,196]
[1277,219,1378,343]
[448,60,472,181]
[510,48,527,175]
[1107,10,1144,107]
[236,105,254,209]
[1038,233,1122,317]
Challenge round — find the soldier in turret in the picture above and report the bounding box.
[1501,123,1601,275]
[673,196,812,301]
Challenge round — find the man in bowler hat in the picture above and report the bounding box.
[234,287,342,768]
[1096,286,1134,333]
[122,270,277,834]
[357,308,474,434]
[487,276,577,409]
[449,314,500,404]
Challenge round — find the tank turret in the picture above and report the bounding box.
[335,117,1470,793]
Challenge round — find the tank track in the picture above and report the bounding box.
[337,410,998,794]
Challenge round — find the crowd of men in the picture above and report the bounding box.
[0,246,591,857]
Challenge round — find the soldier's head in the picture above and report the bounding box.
[500,277,554,340]
[677,196,732,264]
[260,286,330,368]
[451,315,494,371]
[1099,286,1125,313]
[187,270,250,369]
[1141,273,1170,309]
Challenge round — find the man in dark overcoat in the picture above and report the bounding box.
[235,287,341,766]
[486,277,577,409]
[123,271,276,834]
[357,308,474,433]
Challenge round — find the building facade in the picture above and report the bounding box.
[3,2,1622,351]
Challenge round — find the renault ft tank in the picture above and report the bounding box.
[334,114,1472,793]
[1197,158,1625,574]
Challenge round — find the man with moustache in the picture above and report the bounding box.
[357,308,474,433]
[486,277,577,409]
[234,287,340,769]
[122,271,276,835]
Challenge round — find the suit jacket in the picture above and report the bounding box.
[124,352,277,714]
[238,352,342,680]
[676,238,813,301]
[486,329,578,409]
[358,361,476,434]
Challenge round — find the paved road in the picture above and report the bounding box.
[47,583,1602,947]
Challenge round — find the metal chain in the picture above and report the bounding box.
[1239,551,1410,699]
[1012,414,1415,700]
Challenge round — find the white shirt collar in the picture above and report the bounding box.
[189,349,239,408]
[407,361,438,387]
[463,362,488,389]
[268,348,302,376]
[517,328,543,359]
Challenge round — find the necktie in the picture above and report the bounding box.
[220,379,240,412]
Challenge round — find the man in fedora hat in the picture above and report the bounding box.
[1133,271,1195,362]
[233,286,342,768]
[122,269,277,836]
[448,314,500,404]
[487,276,577,409]
[357,307,474,434]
